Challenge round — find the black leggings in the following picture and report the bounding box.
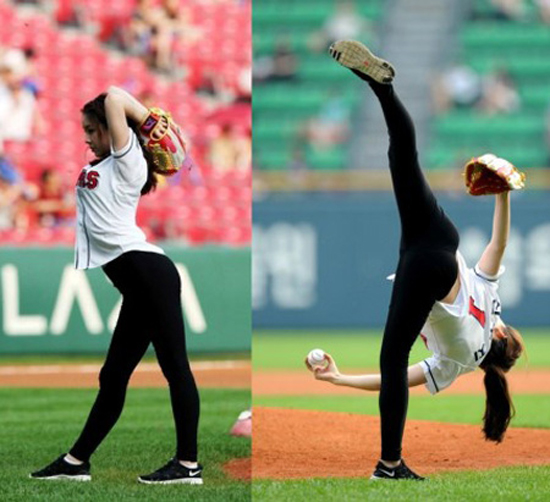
[369,82,460,461]
[69,251,200,462]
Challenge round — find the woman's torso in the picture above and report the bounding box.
[74,128,164,270]
[420,251,502,393]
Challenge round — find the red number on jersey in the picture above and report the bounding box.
[76,169,100,190]
[76,169,87,188]
[420,333,428,349]
[86,170,99,189]
[469,296,486,328]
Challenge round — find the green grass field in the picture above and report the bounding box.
[253,329,550,370]
[253,329,550,501]
[0,388,250,502]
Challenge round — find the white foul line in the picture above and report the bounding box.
[0,360,249,376]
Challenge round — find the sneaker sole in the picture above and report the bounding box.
[370,474,424,481]
[138,477,203,485]
[29,474,91,481]
[329,40,395,84]
[370,474,394,480]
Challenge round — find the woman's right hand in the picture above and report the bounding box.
[304,352,340,384]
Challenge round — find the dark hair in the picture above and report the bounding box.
[479,325,524,443]
[81,93,157,195]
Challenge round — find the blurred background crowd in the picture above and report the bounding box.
[253,0,550,184]
[0,0,251,246]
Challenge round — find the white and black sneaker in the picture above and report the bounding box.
[30,455,91,481]
[329,40,395,84]
[138,458,203,485]
[370,459,424,480]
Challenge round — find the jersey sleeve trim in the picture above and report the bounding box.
[474,263,505,282]
[112,129,135,159]
[420,360,440,394]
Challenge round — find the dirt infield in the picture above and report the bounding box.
[252,407,550,479]
[0,360,250,388]
[252,368,550,479]
[253,368,550,395]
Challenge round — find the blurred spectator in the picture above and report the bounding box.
[31,168,74,228]
[536,0,550,23]
[236,66,252,103]
[432,64,483,113]
[471,0,526,21]
[0,156,27,230]
[208,124,251,173]
[148,1,181,73]
[124,0,201,75]
[20,47,41,97]
[479,68,520,115]
[301,92,350,150]
[309,0,372,52]
[124,0,162,66]
[253,36,298,84]
[0,50,43,142]
[489,0,526,21]
[433,64,519,115]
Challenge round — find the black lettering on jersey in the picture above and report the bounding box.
[474,342,486,362]
[492,299,501,316]
[77,169,100,190]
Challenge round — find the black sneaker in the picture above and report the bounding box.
[138,458,203,485]
[329,40,395,84]
[30,455,91,481]
[370,459,425,480]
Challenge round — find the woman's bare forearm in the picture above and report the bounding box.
[490,192,510,250]
[106,86,148,124]
[328,364,427,391]
[478,192,510,276]
[332,373,381,391]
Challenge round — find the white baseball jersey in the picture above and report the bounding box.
[74,128,164,270]
[419,251,503,394]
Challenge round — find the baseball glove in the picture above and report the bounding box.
[139,107,188,176]
[464,153,526,196]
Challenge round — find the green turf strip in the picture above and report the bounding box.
[253,394,550,429]
[0,388,250,501]
[253,329,550,370]
[252,465,550,502]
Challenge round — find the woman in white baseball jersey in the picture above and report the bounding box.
[31,86,202,484]
[306,42,525,481]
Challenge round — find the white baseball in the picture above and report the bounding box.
[307,348,327,368]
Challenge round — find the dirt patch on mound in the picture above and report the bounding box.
[252,406,550,479]
[224,458,251,481]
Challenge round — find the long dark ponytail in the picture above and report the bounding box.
[479,325,524,442]
[81,93,158,195]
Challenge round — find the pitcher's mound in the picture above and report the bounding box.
[224,458,251,481]
[252,407,550,479]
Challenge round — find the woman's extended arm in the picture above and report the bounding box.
[104,86,149,152]
[305,353,427,391]
[477,192,510,277]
